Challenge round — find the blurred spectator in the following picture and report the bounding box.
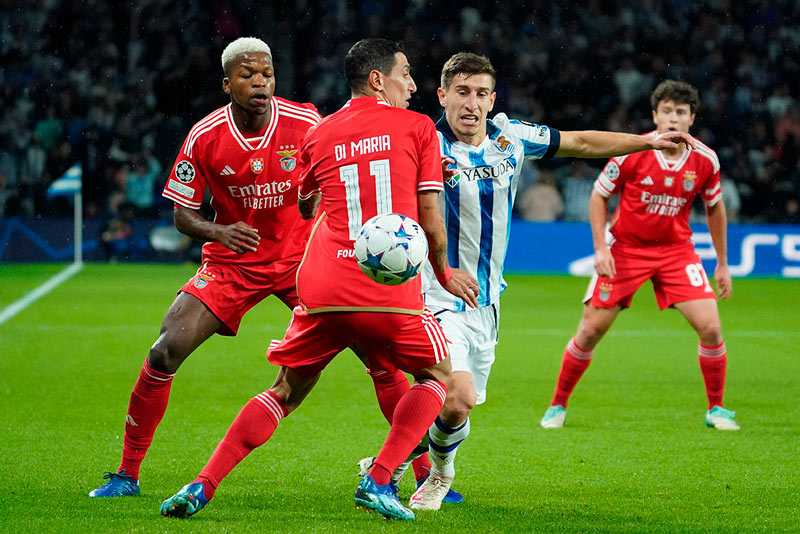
[784,195,800,225]
[0,170,12,216]
[125,153,162,217]
[561,161,598,222]
[721,175,742,223]
[613,58,651,108]
[34,105,63,153]
[0,0,798,225]
[517,171,564,222]
[101,201,136,262]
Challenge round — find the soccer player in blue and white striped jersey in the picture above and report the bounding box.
[410,53,695,510]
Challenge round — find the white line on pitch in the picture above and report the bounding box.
[0,262,83,325]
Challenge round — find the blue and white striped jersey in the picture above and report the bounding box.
[422,113,560,311]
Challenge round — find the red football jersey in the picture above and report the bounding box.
[593,133,722,247]
[162,97,321,265]
[295,97,444,313]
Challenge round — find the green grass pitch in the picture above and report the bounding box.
[0,263,798,533]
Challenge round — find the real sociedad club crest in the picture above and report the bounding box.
[277,145,298,172]
[250,158,264,174]
[494,135,513,153]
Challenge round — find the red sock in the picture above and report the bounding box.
[197,390,286,498]
[551,338,593,408]
[369,379,446,486]
[118,359,175,480]
[367,367,431,480]
[368,368,410,424]
[411,454,432,482]
[699,342,727,409]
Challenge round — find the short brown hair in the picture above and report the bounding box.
[651,80,700,114]
[440,52,496,91]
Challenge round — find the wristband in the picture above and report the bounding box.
[435,265,453,286]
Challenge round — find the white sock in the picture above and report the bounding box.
[428,415,470,478]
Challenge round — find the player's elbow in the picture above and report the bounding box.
[298,197,318,220]
[173,208,192,236]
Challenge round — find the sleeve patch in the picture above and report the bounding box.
[168,179,195,197]
[604,161,620,181]
[175,160,196,183]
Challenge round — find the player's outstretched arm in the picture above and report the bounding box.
[174,206,260,254]
[418,191,480,308]
[556,130,696,159]
[706,200,732,299]
[589,192,615,278]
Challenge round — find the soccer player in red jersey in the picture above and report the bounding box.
[158,38,478,521]
[90,37,330,498]
[540,80,739,431]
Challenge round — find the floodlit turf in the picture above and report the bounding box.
[0,263,798,533]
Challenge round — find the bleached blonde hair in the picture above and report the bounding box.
[221,37,272,74]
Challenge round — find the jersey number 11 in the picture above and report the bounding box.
[339,158,392,239]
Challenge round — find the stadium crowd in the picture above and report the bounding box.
[1,0,799,230]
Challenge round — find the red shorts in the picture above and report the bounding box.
[267,307,449,377]
[180,257,300,336]
[584,242,716,310]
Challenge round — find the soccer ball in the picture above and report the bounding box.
[354,213,428,286]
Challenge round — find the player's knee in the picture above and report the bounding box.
[147,338,185,374]
[696,320,723,345]
[442,386,476,422]
[575,322,603,348]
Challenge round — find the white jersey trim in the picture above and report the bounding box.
[184,110,227,158]
[693,141,721,173]
[418,181,444,191]
[277,99,321,123]
[163,190,202,209]
[654,147,692,172]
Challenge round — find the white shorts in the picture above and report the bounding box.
[430,303,499,404]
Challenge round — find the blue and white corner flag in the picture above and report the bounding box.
[47,162,82,198]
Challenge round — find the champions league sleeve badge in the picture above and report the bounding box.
[175,160,196,183]
[277,145,298,172]
[604,161,620,181]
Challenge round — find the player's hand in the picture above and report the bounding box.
[216,222,260,254]
[443,268,480,309]
[594,247,616,278]
[441,155,458,181]
[714,264,732,299]
[650,130,696,151]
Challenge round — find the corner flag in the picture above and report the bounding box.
[47,163,82,198]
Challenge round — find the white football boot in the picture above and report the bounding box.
[408,472,453,511]
[540,405,567,428]
[705,406,740,431]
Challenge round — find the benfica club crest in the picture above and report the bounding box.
[598,282,613,302]
[250,158,264,174]
[277,146,298,172]
[682,170,697,191]
[193,272,214,290]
